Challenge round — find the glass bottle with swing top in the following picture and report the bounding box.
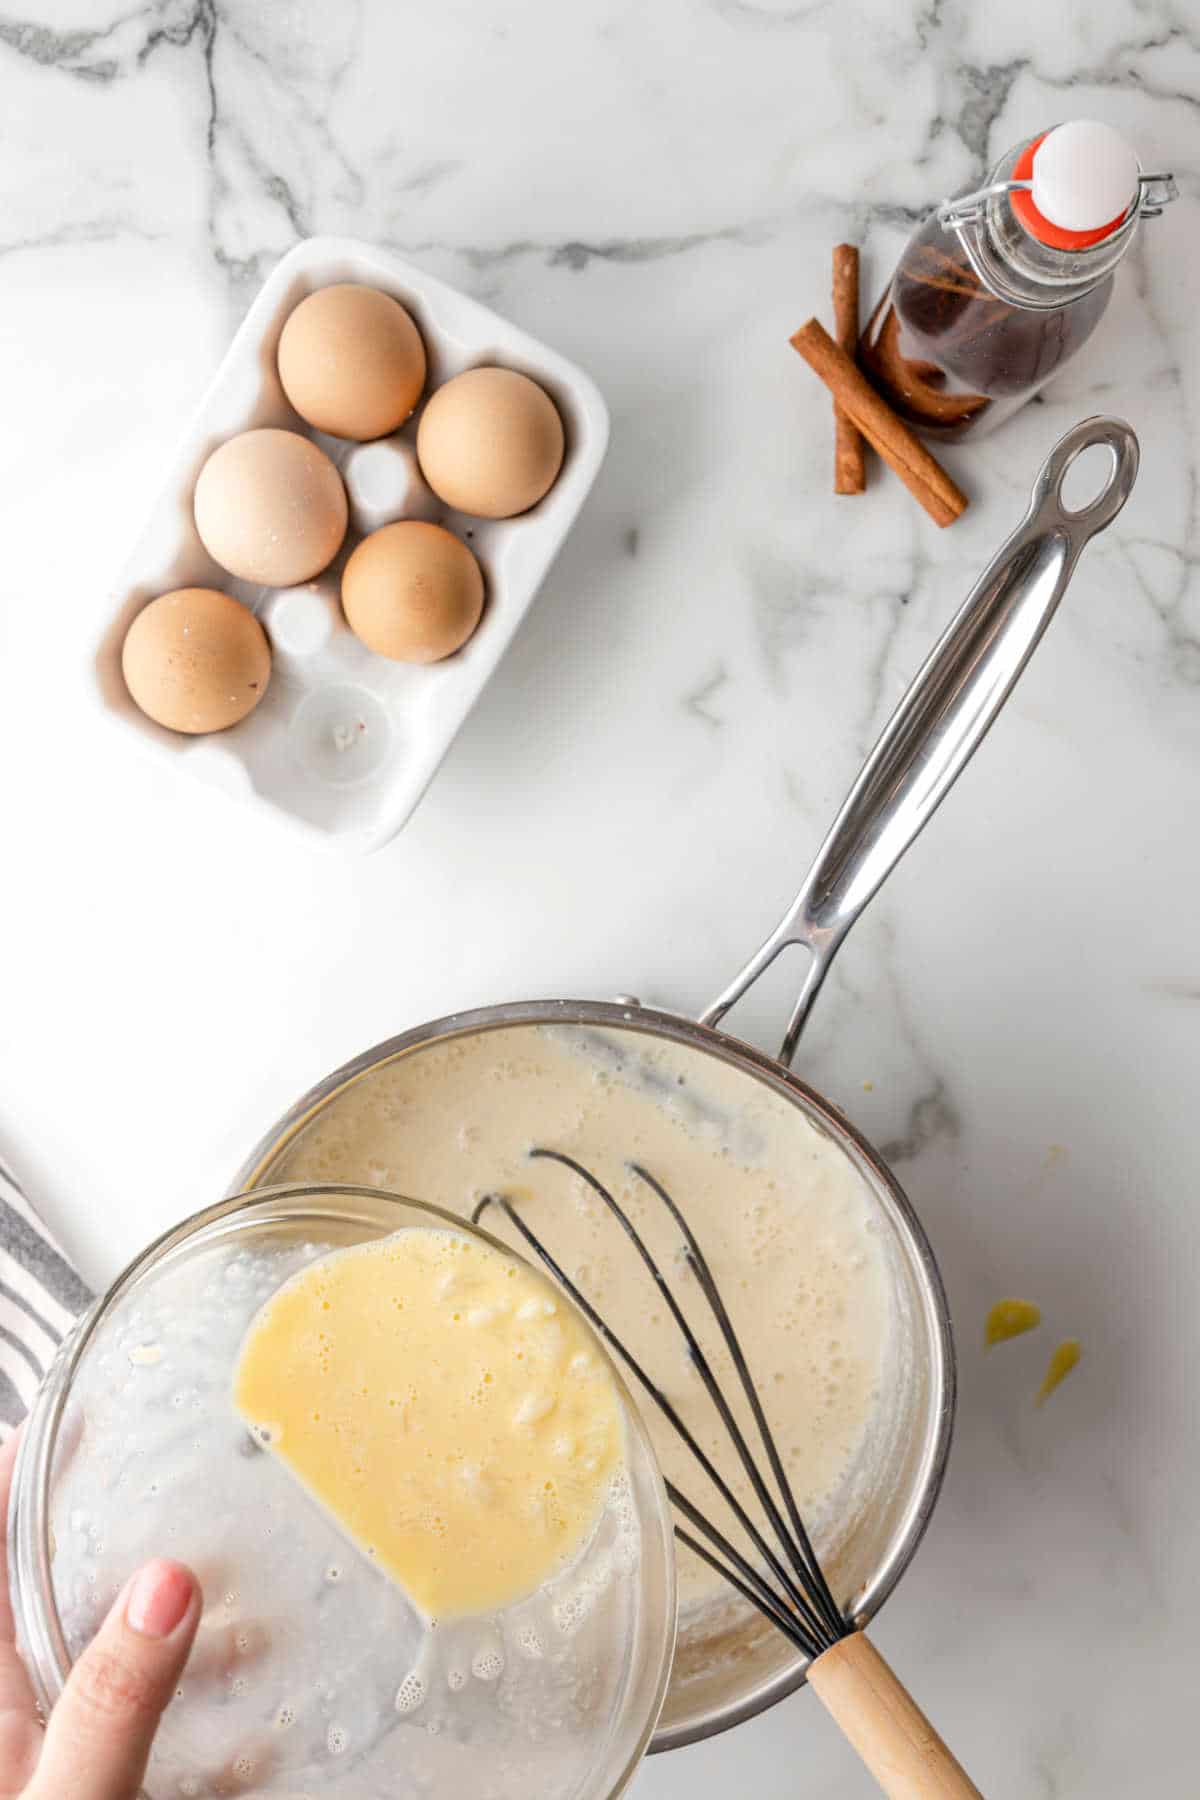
[859,120,1178,441]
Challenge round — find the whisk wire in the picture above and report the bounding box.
[627,1161,845,1642]
[531,1148,844,1645]
[475,1152,851,1659]
[667,1511,819,1657]
[474,1187,834,1652]
[672,1526,814,1654]
[529,1153,818,1593]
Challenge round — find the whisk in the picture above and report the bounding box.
[475,1149,982,1800]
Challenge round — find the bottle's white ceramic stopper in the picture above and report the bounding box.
[1031,120,1139,231]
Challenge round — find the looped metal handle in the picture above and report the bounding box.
[1028,413,1138,537]
[702,416,1139,1067]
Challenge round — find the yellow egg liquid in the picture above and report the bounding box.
[233,1229,624,1620]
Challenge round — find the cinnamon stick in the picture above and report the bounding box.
[789,317,968,527]
[832,245,866,494]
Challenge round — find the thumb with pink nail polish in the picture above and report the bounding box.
[23,1556,201,1800]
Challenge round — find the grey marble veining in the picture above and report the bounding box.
[1,0,1198,1793]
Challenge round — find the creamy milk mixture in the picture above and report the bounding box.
[273,1024,895,1613]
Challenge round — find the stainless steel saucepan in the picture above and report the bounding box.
[232,417,1138,1750]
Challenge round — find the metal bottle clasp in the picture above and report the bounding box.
[937,171,1179,232]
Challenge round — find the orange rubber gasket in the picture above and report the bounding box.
[1010,131,1130,251]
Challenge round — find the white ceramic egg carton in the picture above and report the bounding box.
[92,237,610,853]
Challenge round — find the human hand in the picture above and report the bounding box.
[0,1431,201,1799]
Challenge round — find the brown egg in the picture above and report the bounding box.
[277,284,427,441]
[416,367,565,519]
[341,523,484,664]
[122,588,271,734]
[194,428,347,586]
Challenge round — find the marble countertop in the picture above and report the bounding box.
[2,1,1198,1792]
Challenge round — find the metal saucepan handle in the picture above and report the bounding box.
[701,415,1139,1066]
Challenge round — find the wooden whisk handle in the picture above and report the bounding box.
[808,1632,983,1798]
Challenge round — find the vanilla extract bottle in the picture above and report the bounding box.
[859,120,1177,441]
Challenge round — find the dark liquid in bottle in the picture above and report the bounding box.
[859,214,1113,441]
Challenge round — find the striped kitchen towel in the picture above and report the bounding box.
[0,1155,92,1439]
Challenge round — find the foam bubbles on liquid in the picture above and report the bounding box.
[394,1672,426,1714]
[326,1724,347,1756]
[552,1590,591,1637]
[470,1643,505,1682]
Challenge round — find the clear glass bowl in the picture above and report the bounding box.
[8,1184,677,1800]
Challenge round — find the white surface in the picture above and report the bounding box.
[1032,119,1140,229]
[0,3,1197,1795]
[92,237,609,854]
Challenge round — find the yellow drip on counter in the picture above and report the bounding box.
[1036,1337,1081,1406]
[233,1229,624,1619]
[985,1298,1042,1348]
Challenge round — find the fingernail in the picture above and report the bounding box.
[125,1560,195,1640]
